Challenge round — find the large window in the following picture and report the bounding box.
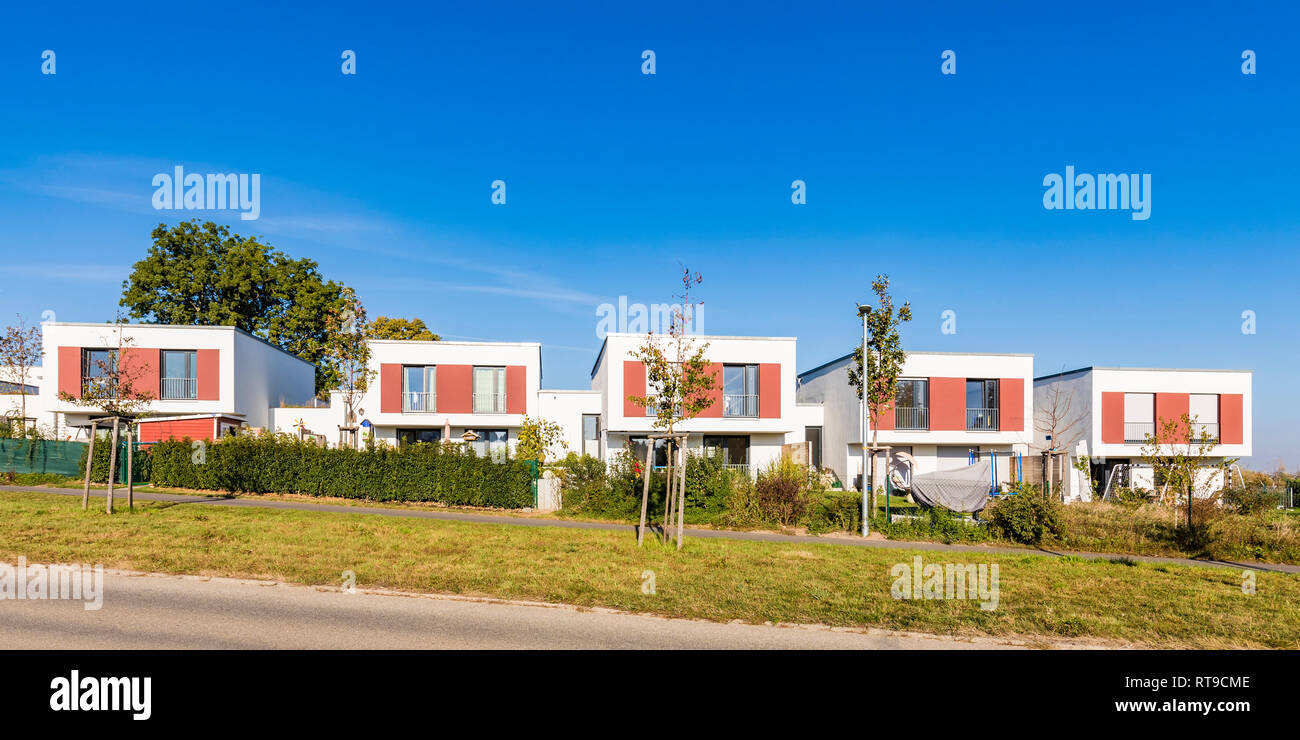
[965,379,998,430]
[894,378,929,430]
[1189,393,1219,442]
[582,414,601,457]
[1124,393,1154,443]
[81,349,118,396]
[805,426,822,469]
[403,365,436,412]
[723,364,759,417]
[627,436,668,468]
[703,435,750,471]
[161,350,197,400]
[396,428,442,445]
[473,366,506,413]
[467,428,508,459]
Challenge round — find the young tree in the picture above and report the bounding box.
[847,274,911,534]
[517,415,567,464]
[367,316,440,341]
[58,320,156,513]
[120,220,350,394]
[626,267,717,548]
[321,287,375,449]
[1141,412,1237,533]
[1033,372,1088,499]
[0,315,43,429]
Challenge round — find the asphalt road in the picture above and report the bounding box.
[0,568,1019,650]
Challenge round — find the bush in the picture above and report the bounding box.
[1112,486,1154,507]
[148,435,532,507]
[806,488,861,534]
[78,438,151,484]
[752,458,810,527]
[1222,487,1279,515]
[874,505,991,543]
[985,487,1065,544]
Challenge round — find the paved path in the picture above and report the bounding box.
[6,485,1298,575]
[0,567,1021,649]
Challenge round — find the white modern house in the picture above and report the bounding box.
[585,332,814,474]
[796,351,1035,491]
[271,339,542,456]
[1033,366,1252,500]
[36,322,315,442]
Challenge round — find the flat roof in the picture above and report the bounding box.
[799,349,1033,379]
[45,321,315,368]
[1034,366,1253,382]
[591,332,798,378]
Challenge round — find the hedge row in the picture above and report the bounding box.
[78,439,151,484]
[148,436,533,508]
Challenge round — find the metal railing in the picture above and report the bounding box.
[1124,422,1154,444]
[723,394,758,417]
[894,406,928,430]
[161,377,197,400]
[473,393,506,413]
[402,391,436,413]
[966,408,999,431]
[1191,422,1219,443]
[723,463,751,475]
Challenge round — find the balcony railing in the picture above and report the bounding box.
[966,408,999,431]
[402,391,436,413]
[723,463,751,475]
[1191,422,1219,443]
[1124,421,1154,444]
[723,394,758,417]
[894,406,929,430]
[161,377,197,400]
[473,393,506,413]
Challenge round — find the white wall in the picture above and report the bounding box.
[537,389,601,458]
[1088,367,1253,460]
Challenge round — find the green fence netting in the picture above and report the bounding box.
[0,438,87,477]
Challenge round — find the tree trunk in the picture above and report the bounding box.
[636,443,654,547]
[106,417,119,514]
[676,444,686,550]
[82,421,97,511]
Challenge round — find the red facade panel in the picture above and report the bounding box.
[380,363,401,413]
[623,361,645,418]
[1219,393,1244,444]
[758,364,781,418]
[1155,392,1190,440]
[1100,392,1124,443]
[436,364,473,414]
[506,366,527,414]
[697,363,724,418]
[136,418,217,443]
[57,346,81,399]
[120,348,160,398]
[999,378,1024,432]
[928,377,965,431]
[196,349,220,400]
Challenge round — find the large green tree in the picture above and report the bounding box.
[120,221,348,393]
[368,316,440,341]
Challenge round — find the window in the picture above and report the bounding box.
[894,379,929,430]
[582,414,601,457]
[628,436,668,468]
[397,428,443,445]
[704,435,750,470]
[473,367,506,413]
[82,349,118,396]
[1124,393,1154,443]
[1189,393,1219,442]
[403,365,436,412]
[805,426,822,470]
[161,350,197,400]
[723,364,759,417]
[965,379,998,430]
[467,428,508,459]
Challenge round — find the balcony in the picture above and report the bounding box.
[723,394,758,418]
[723,463,751,475]
[161,377,197,400]
[1191,422,1219,443]
[1124,422,1154,444]
[966,408,999,431]
[473,392,506,414]
[402,391,436,413]
[894,406,928,430]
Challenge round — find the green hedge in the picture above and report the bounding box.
[148,435,533,508]
[78,440,151,484]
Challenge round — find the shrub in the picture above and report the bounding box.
[874,505,991,543]
[752,458,809,527]
[78,438,151,484]
[985,488,1065,544]
[148,435,532,507]
[1112,486,1154,507]
[1222,487,1278,515]
[806,488,861,534]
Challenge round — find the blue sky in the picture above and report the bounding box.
[0,1,1296,468]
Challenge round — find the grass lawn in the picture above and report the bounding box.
[3,491,1298,648]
